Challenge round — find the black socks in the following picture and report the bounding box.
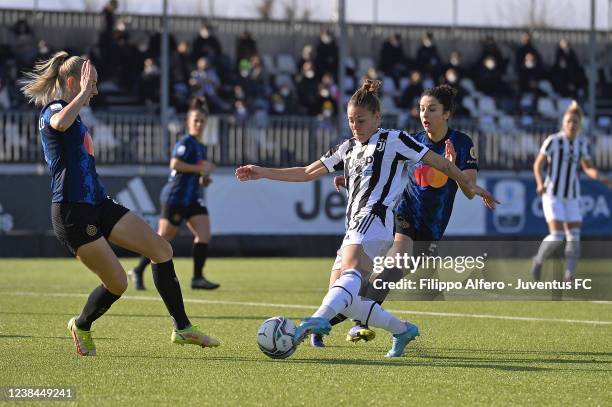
[76,285,121,330]
[151,259,191,330]
[133,256,151,275]
[192,242,208,279]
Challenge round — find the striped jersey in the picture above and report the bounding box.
[320,128,429,228]
[160,134,208,206]
[539,132,591,199]
[39,100,107,204]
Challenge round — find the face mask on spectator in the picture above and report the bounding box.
[450,55,459,66]
[280,87,290,97]
[320,88,330,98]
[274,103,285,113]
[305,69,315,79]
[200,28,210,38]
[484,58,496,70]
[446,71,457,84]
[525,60,535,69]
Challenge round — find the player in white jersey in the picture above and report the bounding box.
[236,79,496,357]
[532,101,612,281]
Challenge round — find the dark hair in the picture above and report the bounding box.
[421,84,458,114]
[188,96,209,116]
[348,79,382,114]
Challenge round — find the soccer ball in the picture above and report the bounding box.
[256,317,297,359]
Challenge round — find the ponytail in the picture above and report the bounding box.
[348,79,382,113]
[20,51,86,107]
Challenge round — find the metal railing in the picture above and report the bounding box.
[1,110,611,170]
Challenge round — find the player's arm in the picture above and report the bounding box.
[49,60,95,132]
[457,169,477,199]
[533,153,547,194]
[236,160,328,182]
[422,150,498,208]
[581,159,612,188]
[445,139,477,199]
[171,158,215,175]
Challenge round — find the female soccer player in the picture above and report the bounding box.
[321,85,496,347]
[236,79,496,357]
[532,101,611,282]
[130,97,219,291]
[20,51,219,356]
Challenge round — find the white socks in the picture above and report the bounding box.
[534,231,564,264]
[312,269,362,320]
[565,228,581,278]
[343,297,407,335]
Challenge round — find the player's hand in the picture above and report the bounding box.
[333,176,346,191]
[199,161,215,175]
[536,184,546,195]
[444,140,456,163]
[471,184,500,209]
[236,165,263,181]
[199,175,212,187]
[79,60,95,97]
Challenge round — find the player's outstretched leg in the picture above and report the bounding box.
[343,296,419,357]
[294,317,332,345]
[532,231,564,280]
[385,323,420,358]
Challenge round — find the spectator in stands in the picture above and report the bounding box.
[379,33,408,81]
[236,31,258,69]
[518,52,543,95]
[11,19,37,71]
[397,70,424,109]
[233,99,249,123]
[415,32,441,79]
[243,54,269,98]
[295,61,319,115]
[140,57,160,107]
[515,31,541,73]
[443,50,468,81]
[475,54,507,97]
[116,30,143,93]
[277,82,299,114]
[478,36,506,73]
[191,23,222,67]
[550,38,585,98]
[172,40,192,111]
[102,0,119,34]
[314,28,339,78]
[0,70,10,109]
[314,84,337,118]
[297,44,315,73]
[189,57,228,113]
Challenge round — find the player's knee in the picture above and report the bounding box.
[151,238,173,263]
[108,274,128,295]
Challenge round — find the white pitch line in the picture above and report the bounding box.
[3,291,612,326]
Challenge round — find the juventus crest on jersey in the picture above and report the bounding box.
[540,132,591,199]
[320,129,429,226]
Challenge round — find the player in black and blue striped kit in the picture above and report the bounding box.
[130,97,219,290]
[21,52,219,356]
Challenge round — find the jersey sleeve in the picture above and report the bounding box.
[320,140,349,173]
[172,138,193,161]
[580,139,592,162]
[456,134,479,171]
[539,135,554,156]
[395,132,429,163]
[40,102,64,130]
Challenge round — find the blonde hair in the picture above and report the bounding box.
[564,100,583,122]
[19,51,86,107]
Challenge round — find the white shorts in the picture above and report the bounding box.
[331,211,394,271]
[542,195,582,223]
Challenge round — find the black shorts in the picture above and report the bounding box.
[161,203,208,226]
[51,197,129,255]
[394,213,438,256]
